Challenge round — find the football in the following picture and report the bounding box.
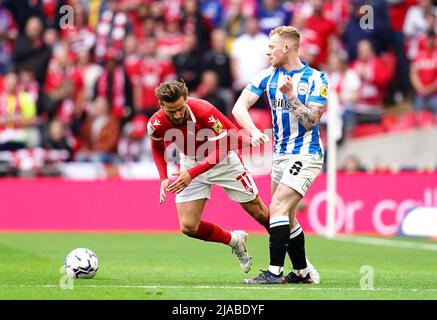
[64,248,99,279]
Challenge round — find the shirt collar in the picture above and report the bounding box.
[186,104,196,123]
[280,60,309,76]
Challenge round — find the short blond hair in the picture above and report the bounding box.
[269,26,300,50]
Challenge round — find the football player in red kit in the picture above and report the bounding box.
[148,80,270,273]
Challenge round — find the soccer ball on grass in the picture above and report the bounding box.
[64,248,99,279]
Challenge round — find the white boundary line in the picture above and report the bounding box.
[1,284,436,292]
[329,236,437,251]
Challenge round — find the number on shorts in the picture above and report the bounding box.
[236,172,254,194]
[289,161,303,176]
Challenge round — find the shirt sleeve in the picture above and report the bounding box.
[148,116,168,180]
[147,115,164,141]
[245,66,274,96]
[308,71,329,106]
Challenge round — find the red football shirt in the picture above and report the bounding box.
[413,49,437,90]
[148,97,248,179]
[133,59,175,110]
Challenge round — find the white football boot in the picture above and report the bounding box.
[305,258,321,284]
[230,230,252,273]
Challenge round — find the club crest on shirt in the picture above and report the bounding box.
[212,119,223,133]
[297,82,309,95]
[320,85,328,98]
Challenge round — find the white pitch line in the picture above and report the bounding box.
[1,284,436,292]
[329,236,437,252]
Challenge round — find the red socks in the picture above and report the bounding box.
[190,221,231,245]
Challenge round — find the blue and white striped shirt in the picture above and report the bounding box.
[247,61,328,156]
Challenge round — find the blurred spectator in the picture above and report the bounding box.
[0,34,12,76]
[223,0,257,18]
[323,54,361,142]
[342,0,392,63]
[61,1,96,56]
[17,68,39,103]
[43,27,61,54]
[303,0,338,69]
[230,17,269,93]
[410,30,437,114]
[75,97,120,163]
[40,0,65,29]
[257,0,292,36]
[95,0,132,64]
[142,16,160,40]
[156,17,185,60]
[149,0,167,37]
[221,0,257,51]
[13,16,52,85]
[344,40,394,136]
[202,28,233,90]
[0,2,17,75]
[181,0,212,53]
[386,0,415,100]
[292,15,321,67]
[340,155,366,173]
[172,33,203,91]
[0,1,18,40]
[202,28,234,111]
[94,52,133,122]
[287,0,313,20]
[75,50,103,104]
[123,34,141,80]
[200,0,224,28]
[133,37,176,118]
[319,0,350,29]
[415,9,437,53]
[88,0,104,30]
[43,45,81,124]
[0,72,38,151]
[128,1,150,39]
[41,119,73,160]
[117,114,150,162]
[403,0,437,60]
[5,0,45,34]
[195,70,228,115]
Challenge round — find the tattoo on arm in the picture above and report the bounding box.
[286,95,326,131]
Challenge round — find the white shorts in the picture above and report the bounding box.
[176,151,258,203]
[271,152,324,197]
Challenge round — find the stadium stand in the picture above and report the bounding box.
[0,0,435,177]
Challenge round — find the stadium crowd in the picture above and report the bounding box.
[0,0,436,176]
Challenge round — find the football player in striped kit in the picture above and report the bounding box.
[233,26,327,284]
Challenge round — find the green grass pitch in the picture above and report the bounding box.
[0,233,436,300]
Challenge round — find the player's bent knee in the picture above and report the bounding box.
[180,224,199,237]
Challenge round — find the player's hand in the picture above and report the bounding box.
[251,128,270,147]
[160,179,169,204]
[167,170,192,194]
[279,75,294,98]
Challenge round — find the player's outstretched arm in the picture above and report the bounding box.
[232,89,269,146]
